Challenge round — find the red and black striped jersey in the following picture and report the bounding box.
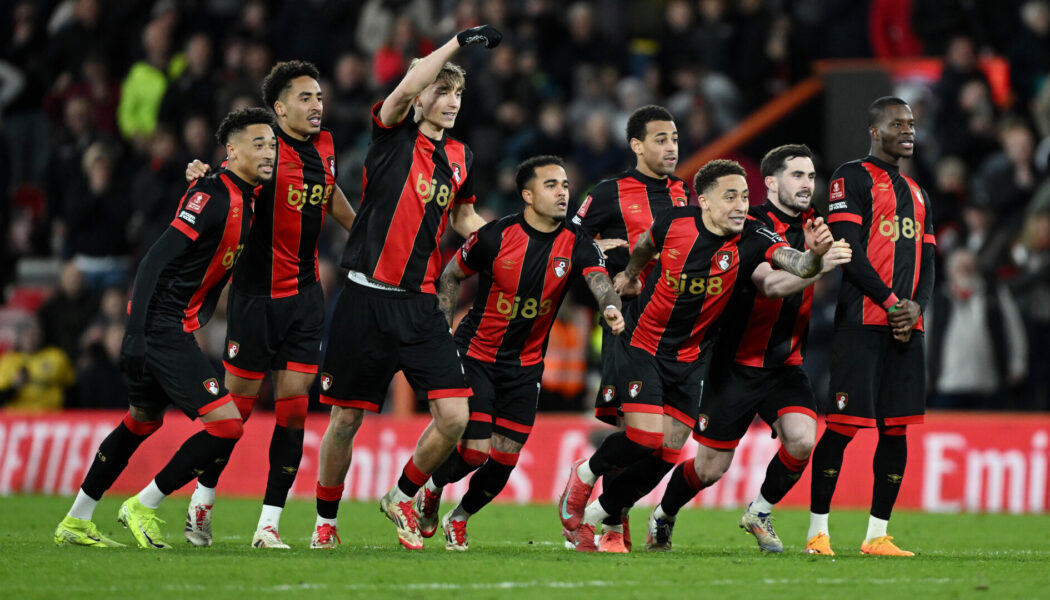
[453,215,606,367]
[151,169,256,332]
[234,126,337,298]
[342,101,475,294]
[826,155,936,331]
[626,207,788,363]
[717,202,817,368]
[570,168,689,277]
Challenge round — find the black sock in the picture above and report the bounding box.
[759,448,808,505]
[809,429,854,514]
[871,432,908,520]
[587,431,656,477]
[659,460,704,517]
[598,453,675,518]
[431,450,481,487]
[601,468,625,526]
[460,460,515,514]
[81,422,151,500]
[154,431,238,496]
[263,425,304,508]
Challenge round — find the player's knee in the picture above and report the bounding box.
[204,417,244,440]
[781,432,815,459]
[328,407,364,441]
[437,408,469,440]
[694,455,731,486]
[275,395,309,429]
[128,405,165,424]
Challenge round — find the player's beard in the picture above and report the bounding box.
[778,190,810,214]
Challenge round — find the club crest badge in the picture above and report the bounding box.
[697,414,709,432]
[227,341,239,359]
[836,392,848,410]
[203,378,220,396]
[716,251,733,271]
[628,381,642,399]
[321,373,333,392]
[327,156,336,177]
[602,386,615,403]
[451,162,462,184]
[553,257,570,278]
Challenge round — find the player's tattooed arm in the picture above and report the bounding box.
[614,230,657,297]
[436,259,470,328]
[585,271,620,313]
[771,246,823,279]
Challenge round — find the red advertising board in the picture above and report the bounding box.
[1,410,1046,513]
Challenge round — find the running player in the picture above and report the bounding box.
[412,155,624,550]
[182,61,357,549]
[312,25,502,551]
[807,97,935,557]
[52,108,276,549]
[561,159,838,552]
[647,145,851,552]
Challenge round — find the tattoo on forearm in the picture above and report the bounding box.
[625,231,656,279]
[437,271,460,327]
[773,247,821,279]
[585,272,620,310]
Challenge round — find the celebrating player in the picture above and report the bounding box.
[53,108,276,549]
[561,159,839,552]
[413,155,624,550]
[182,61,356,549]
[647,145,851,552]
[807,97,935,557]
[311,25,502,551]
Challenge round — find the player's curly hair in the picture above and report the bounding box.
[693,159,746,196]
[515,155,565,193]
[262,60,321,108]
[215,107,274,145]
[760,144,814,178]
[625,105,675,144]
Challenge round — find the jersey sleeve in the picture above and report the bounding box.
[827,163,899,309]
[573,231,608,278]
[570,180,616,237]
[370,100,412,144]
[169,179,226,242]
[913,187,936,310]
[741,218,789,274]
[454,160,475,205]
[456,220,501,276]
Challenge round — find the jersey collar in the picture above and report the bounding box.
[866,154,900,173]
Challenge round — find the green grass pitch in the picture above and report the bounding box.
[2,495,1048,599]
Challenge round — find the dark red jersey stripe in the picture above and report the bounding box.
[902,174,926,298]
[679,238,740,362]
[372,134,436,287]
[734,293,783,367]
[631,219,698,356]
[183,174,244,332]
[617,178,654,249]
[861,163,897,327]
[520,229,576,364]
[271,143,303,298]
[312,132,336,284]
[467,227,529,362]
[827,212,862,225]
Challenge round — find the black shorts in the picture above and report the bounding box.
[693,363,816,449]
[127,327,229,419]
[612,336,708,428]
[594,320,631,425]
[223,282,324,379]
[461,356,543,445]
[319,281,471,412]
[827,328,926,427]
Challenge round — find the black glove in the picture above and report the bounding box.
[119,331,147,381]
[456,24,502,49]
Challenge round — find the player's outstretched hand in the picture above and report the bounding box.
[119,332,147,381]
[604,306,625,335]
[804,217,834,255]
[185,159,210,182]
[457,24,502,49]
[595,238,628,258]
[820,239,852,272]
[613,271,642,297]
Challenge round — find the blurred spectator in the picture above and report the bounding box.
[327,52,374,148]
[961,195,1015,278]
[116,18,173,145]
[932,36,998,167]
[129,126,186,255]
[3,0,50,187]
[1008,1,1050,109]
[574,112,623,184]
[36,261,100,361]
[972,119,1044,235]
[0,316,75,411]
[869,0,924,58]
[538,300,591,411]
[63,141,133,291]
[159,32,217,131]
[1010,211,1050,409]
[371,15,436,89]
[356,0,433,56]
[71,321,127,409]
[929,248,1027,409]
[181,113,220,166]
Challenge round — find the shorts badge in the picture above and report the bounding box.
[203,378,220,396]
[697,414,709,432]
[602,386,615,403]
[835,392,848,410]
[227,341,239,359]
[628,381,642,399]
[321,373,333,392]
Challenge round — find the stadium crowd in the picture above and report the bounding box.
[2,0,1050,413]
